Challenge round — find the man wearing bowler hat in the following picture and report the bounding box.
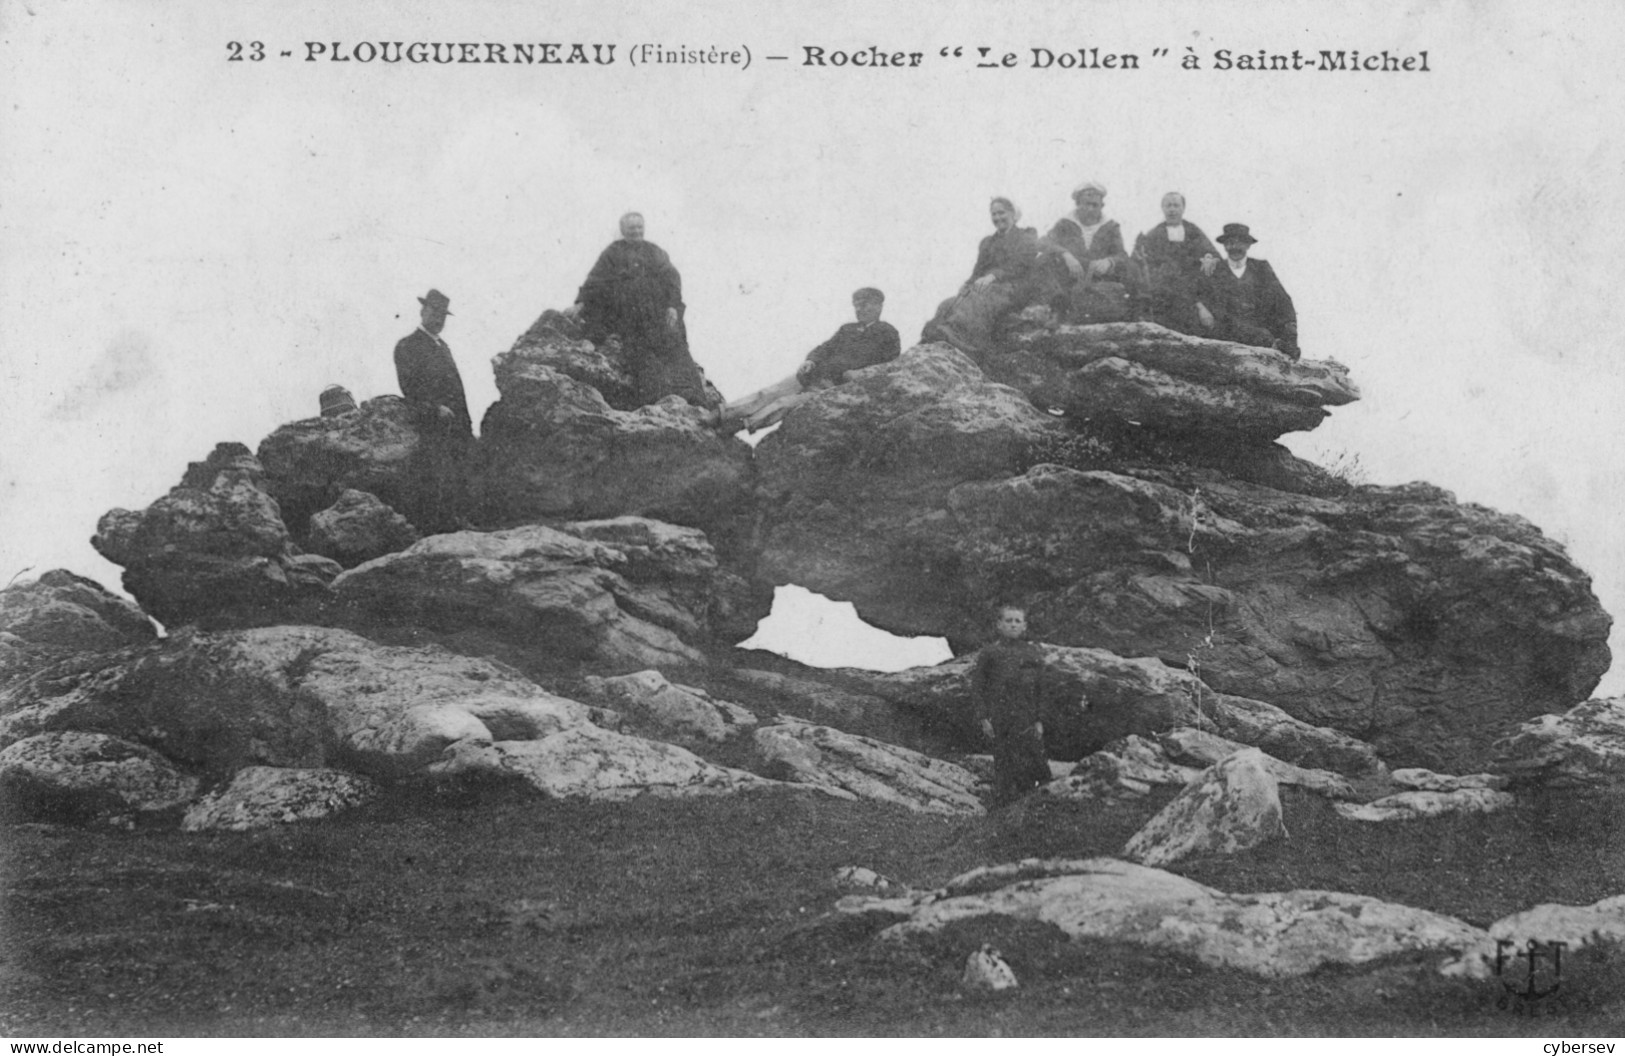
[394,288,473,437]
[1195,223,1301,360]
[393,288,473,532]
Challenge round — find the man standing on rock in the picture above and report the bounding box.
[394,288,473,438]
[971,605,1053,806]
[393,288,473,531]
[720,287,901,432]
[1195,223,1301,360]
[565,212,713,410]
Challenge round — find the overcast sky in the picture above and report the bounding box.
[3,0,1622,689]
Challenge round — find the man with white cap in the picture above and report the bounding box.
[1038,181,1131,323]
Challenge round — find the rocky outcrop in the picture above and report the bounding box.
[306,489,421,567]
[1333,787,1515,823]
[1122,749,1285,866]
[255,397,440,546]
[724,665,934,750]
[991,321,1359,441]
[180,766,378,831]
[0,731,199,825]
[1446,894,1625,979]
[0,571,154,685]
[1156,727,1359,799]
[330,520,741,671]
[806,460,1605,771]
[1490,697,1625,790]
[841,857,1487,978]
[431,722,776,800]
[753,344,1063,638]
[844,646,1378,774]
[92,443,341,627]
[0,625,595,778]
[582,670,758,746]
[1042,734,1202,800]
[0,622,797,821]
[471,332,751,540]
[513,311,725,413]
[752,720,985,814]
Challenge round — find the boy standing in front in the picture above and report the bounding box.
[970,605,1053,805]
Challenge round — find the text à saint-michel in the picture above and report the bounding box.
[257,41,1431,74]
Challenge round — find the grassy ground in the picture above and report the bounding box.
[2,781,1623,1037]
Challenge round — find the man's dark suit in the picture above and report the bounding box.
[394,327,473,437]
[1198,257,1299,357]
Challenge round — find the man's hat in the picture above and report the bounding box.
[1217,223,1258,246]
[417,288,452,314]
[852,287,885,303]
[319,384,359,418]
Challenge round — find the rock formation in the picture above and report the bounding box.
[92,443,342,627]
[48,306,1615,828]
[748,328,1609,771]
[306,489,421,567]
[472,332,752,544]
[1121,749,1285,866]
[991,320,1360,440]
[839,857,1488,978]
[0,570,154,683]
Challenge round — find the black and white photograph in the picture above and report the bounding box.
[2,0,1623,1041]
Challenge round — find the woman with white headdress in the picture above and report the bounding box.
[922,196,1041,355]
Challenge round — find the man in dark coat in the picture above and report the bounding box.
[720,288,901,431]
[392,288,473,531]
[1037,181,1133,323]
[565,212,712,408]
[1133,191,1220,335]
[393,288,472,437]
[971,605,1053,805]
[1195,223,1301,359]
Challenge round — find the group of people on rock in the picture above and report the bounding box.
[322,188,1301,467]
[924,182,1301,361]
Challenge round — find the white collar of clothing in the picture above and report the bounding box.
[418,325,447,345]
[1069,212,1108,249]
[1166,223,1186,242]
[1227,258,1248,277]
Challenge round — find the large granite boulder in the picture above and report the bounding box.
[0,731,200,824]
[753,344,1064,637]
[1490,697,1625,790]
[512,310,725,413]
[751,720,986,814]
[91,443,341,627]
[990,321,1360,441]
[1121,749,1285,866]
[1446,894,1625,979]
[801,461,1606,771]
[582,669,758,747]
[0,625,594,778]
[472,337,751,541]
[306,489,421,567]
[431,722,777,801]
[840,857,1487,978]
[0,570,154,685]
[180,766,378,832]
[841,646,1379,774]
[331,520,745,671]
[255,397,442,546]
